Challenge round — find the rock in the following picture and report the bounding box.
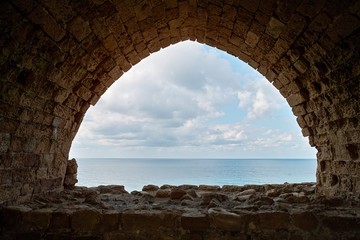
[200,192,228,205]
[160,184,175,189]
[251,196,274,206]
[97,185,127,194]
[71,208,101,232]
[281,193,309,204]
[142,184,159,191]
[181,212,209,230]
[208,208,250,231]
[178,184,198,190]
[265,188,279,197]
[273,202,292,212]
[237,189,256,196]
[208,198,221,208]
[222,185,244,192]
[291,211,318,231]
[63,158,78,188]
[181,199,194,206]
[131,191,154,200]
[315,196,344,207]
[1,206,32,230]
[303,184,316,194]
[199,185,221,191]
[23,208,53,231]
[187,189,199,198]
[236,194,252,202]
[64,174,78,188]
[155,189,170,198]
[234,204,259,211]
[256,211,290,230]
[66,158,78,174]
[170,188,187,200]
[180,194,193,201]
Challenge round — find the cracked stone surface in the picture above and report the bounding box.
[1,183,360,239]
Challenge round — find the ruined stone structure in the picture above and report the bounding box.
[1,183,360,240]
[1,0,360,239]
[1,0,360,226]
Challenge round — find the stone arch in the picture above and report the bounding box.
[0,0,359,203]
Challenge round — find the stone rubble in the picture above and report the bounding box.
[1,183,360,239]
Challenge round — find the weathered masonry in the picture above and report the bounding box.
[0,0,360,204]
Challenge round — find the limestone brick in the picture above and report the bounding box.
[265,17,285,39]
[27,5,66,42]
[67,16,92,42]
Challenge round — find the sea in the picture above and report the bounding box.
[76,158,317,192]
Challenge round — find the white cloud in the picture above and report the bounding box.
[248,89,271,119]
[237,80,283,120]
[70,41,316,158]
[237,91,251,108]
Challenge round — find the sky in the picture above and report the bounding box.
[70,41,316,159]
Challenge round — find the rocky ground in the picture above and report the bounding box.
[2,183,360,240]
[20,182,360,214]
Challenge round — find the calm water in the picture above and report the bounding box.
[76,158,317,192]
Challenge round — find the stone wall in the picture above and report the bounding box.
[0,0,360,203]
[1,184,360,240]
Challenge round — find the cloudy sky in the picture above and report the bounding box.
[70,41,316,159]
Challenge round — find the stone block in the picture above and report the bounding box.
[100,210,120,231]
[68,16,91,42]
[256,211,290,230]
[170,188,187,200]
[322,214,360,232]
[0,133,10,153]
[23,208,53,231]
[209,208,252,232]
[28,6,65,42]
[291,211,318,231]
[198,185,221,191]
[71,208,101,232]
[1,206,32,231]
[239,0,259,12]
[181,213,209,231]
[156,189,171,198]
[245,31,259,48]
[287,90,309,107]
[50,210,72,229]
[122,210,178,230]
[142,184,159,191]
[266,17,285,39]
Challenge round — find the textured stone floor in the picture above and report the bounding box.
[20,183,359,211]
[10,182,360,217]
[2,183,360,240]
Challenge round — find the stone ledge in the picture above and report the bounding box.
[1,183,360,239]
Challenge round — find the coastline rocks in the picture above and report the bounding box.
[142,185,159,191]
[199,185,221,191]
[155,189,171,198]
[170,189,187,200]
[96,185,128,194]
[237,189,256,196]
[200,192,228,206]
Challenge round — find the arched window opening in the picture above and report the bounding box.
[70,41,316,191]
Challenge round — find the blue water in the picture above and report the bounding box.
[76,158,317,192]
